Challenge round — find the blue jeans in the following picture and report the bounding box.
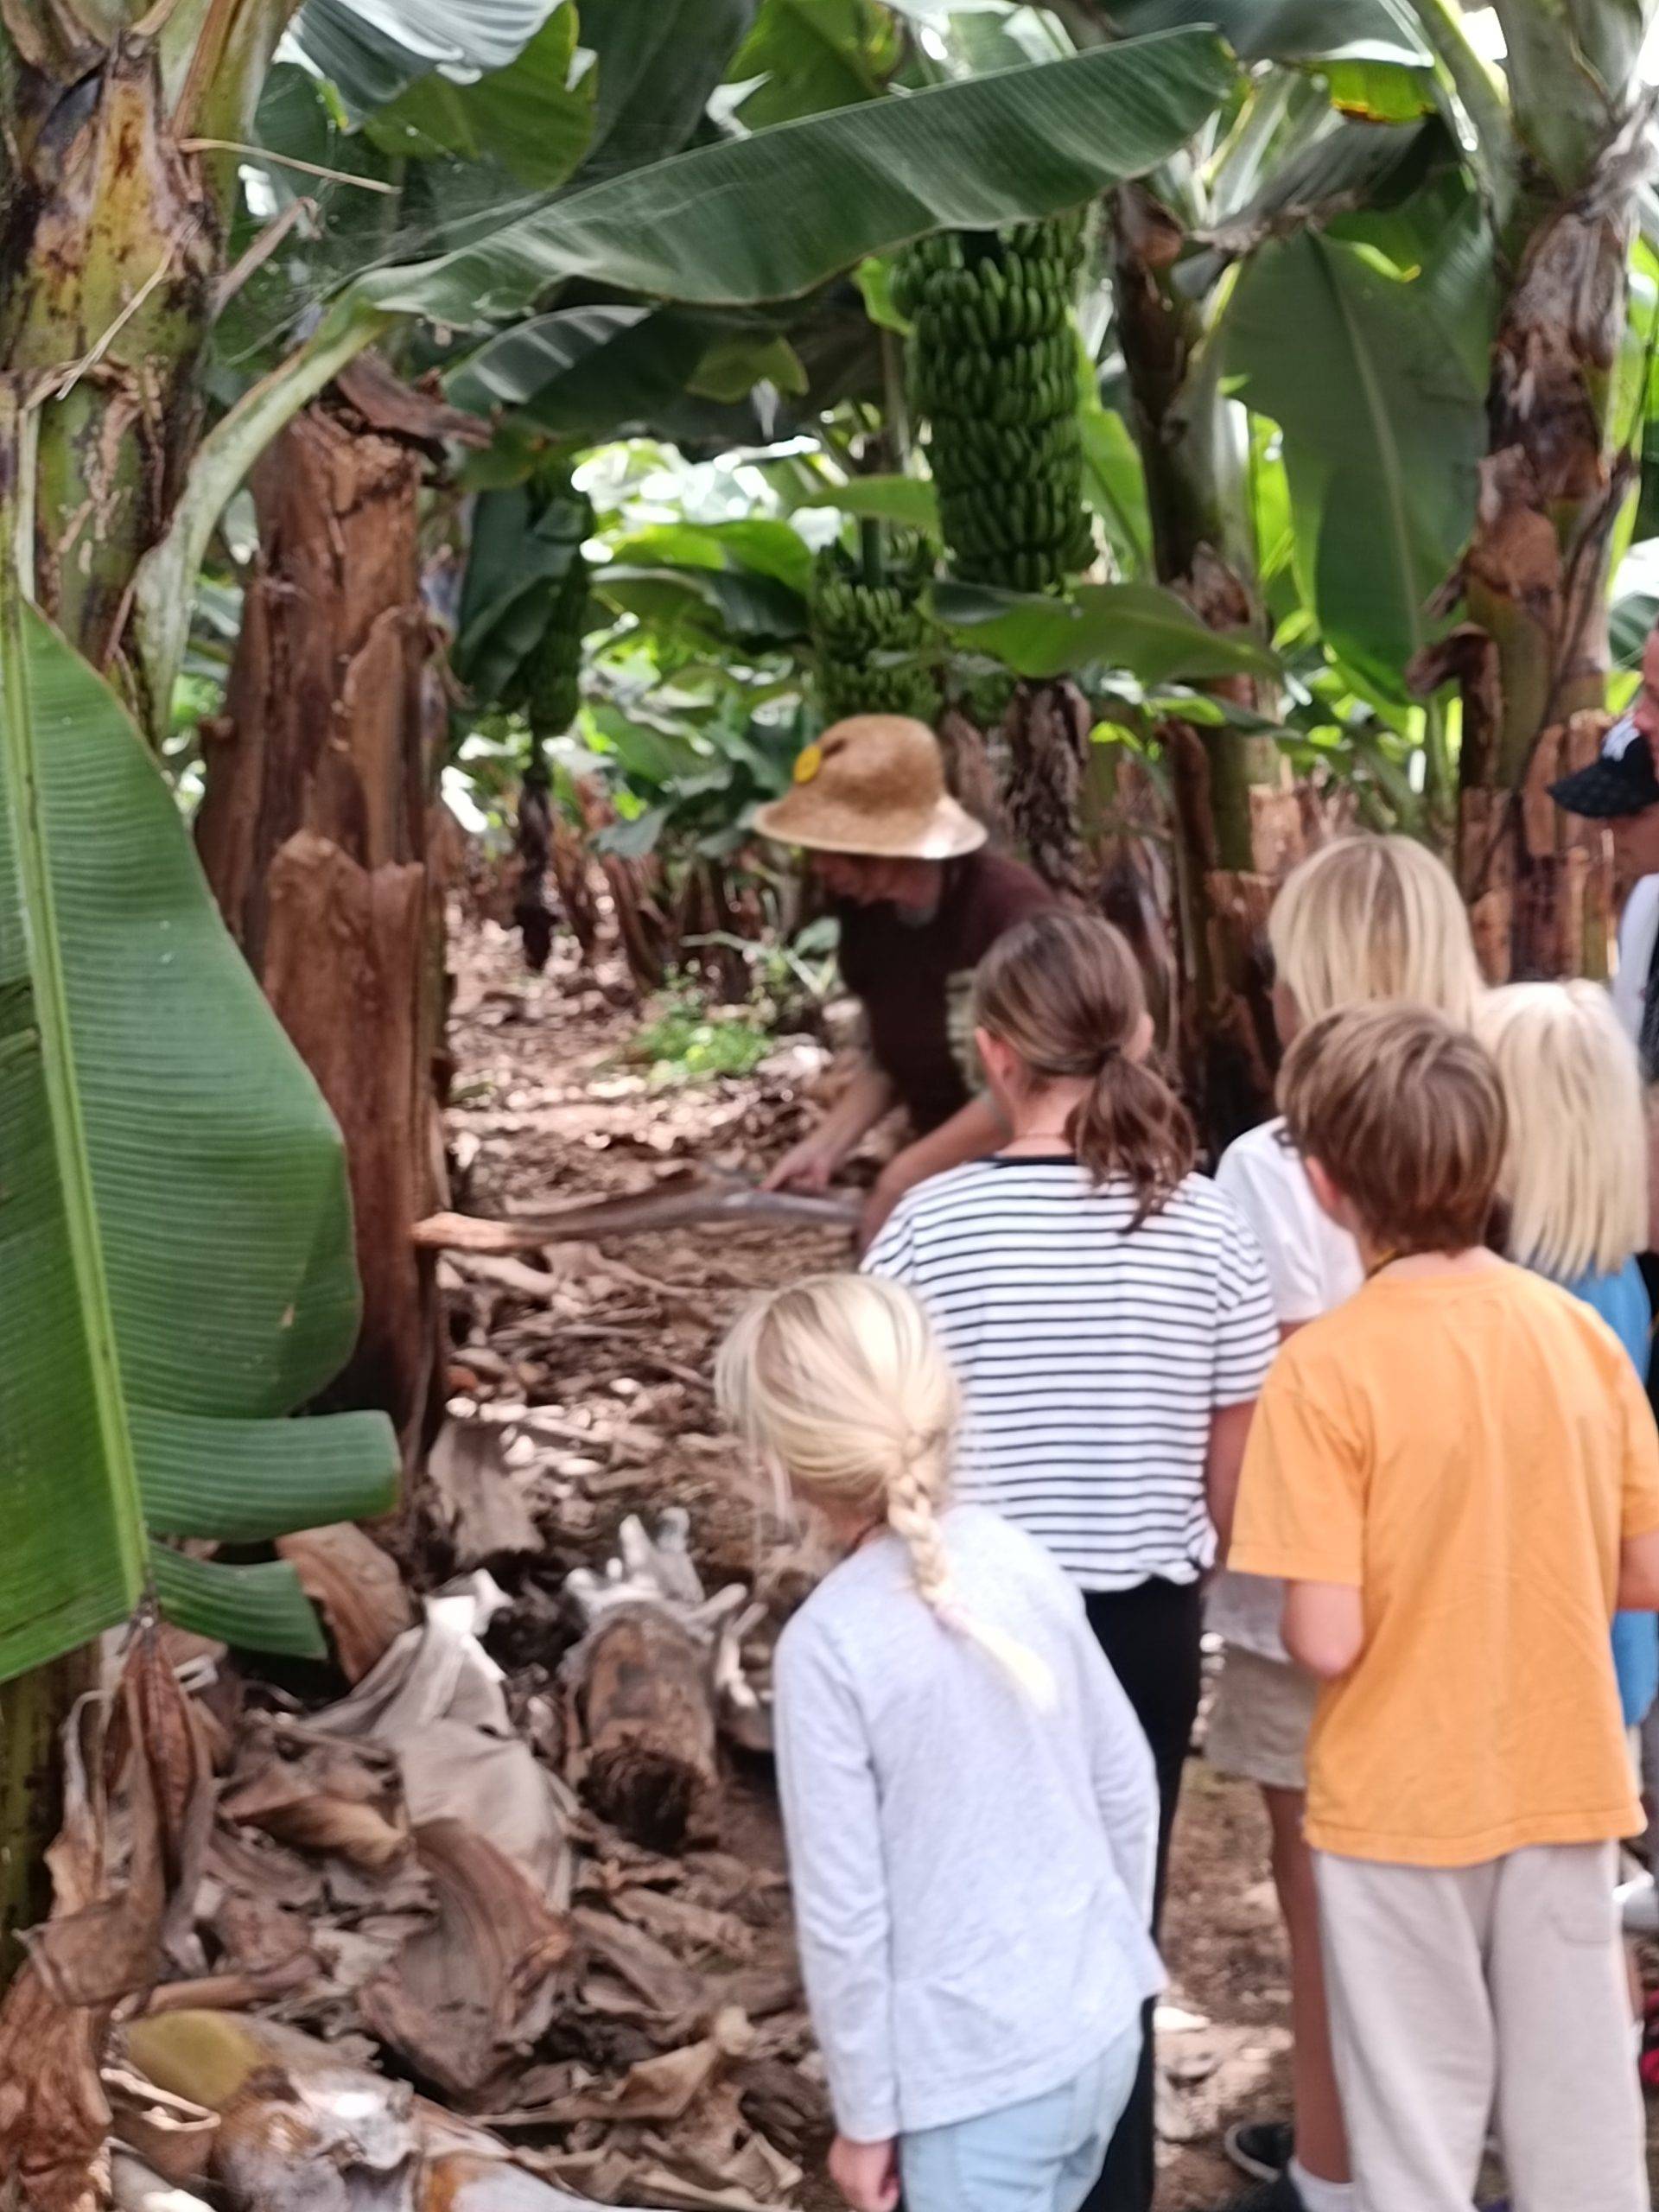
[899,2024,1143,2212]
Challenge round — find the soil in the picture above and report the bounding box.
[444,917,1292,2209]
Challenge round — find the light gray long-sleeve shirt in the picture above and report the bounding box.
[772,1505,1163,2141]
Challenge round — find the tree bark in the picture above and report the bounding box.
[0,1651,94,1984]
[565,1606,718,1851]
[938,702,1007,839]
[197,392,442,1447]
[0,39,219,683]
[0,0,296,1994]
[1002,679,1092,899]
[1109,181,1300,1147]
[1412,200,1630,980]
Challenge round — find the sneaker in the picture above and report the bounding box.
[1213,2176,1305,2212]
[1224,2121,1295,2184]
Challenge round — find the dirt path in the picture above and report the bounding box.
[446,920,1291,2209]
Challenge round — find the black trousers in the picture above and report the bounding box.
[1077,1576,1206,2212]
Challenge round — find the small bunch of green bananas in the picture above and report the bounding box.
[893,211,1096,594]
[810,529,940,723]
[505,493,594,740]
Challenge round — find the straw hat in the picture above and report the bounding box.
[753,715,987,861]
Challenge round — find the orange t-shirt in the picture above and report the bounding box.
[1230,1261,1659,1866]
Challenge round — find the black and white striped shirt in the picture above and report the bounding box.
[864,1157,1278,1592]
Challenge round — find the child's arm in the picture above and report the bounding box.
[1619,1529,1659,1611]
[772,1624,899,2152]
[1205,1399,1255,1553]
[1205,1194,1277,1549]
[1283,1580,1365,1679]
[1077,1624,1160,1926]
[1616,1352,1659,1609]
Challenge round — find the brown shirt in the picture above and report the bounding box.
[837,849,1052,1133]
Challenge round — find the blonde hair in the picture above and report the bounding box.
[1281,1003,1505,1254]
[716,1274,1053,1703]
[975,909,1194,1224]
[1475,982,1648,1281]
[1270,835,1484,1027]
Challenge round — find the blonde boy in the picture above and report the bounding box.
[1230,1003,1659,2212]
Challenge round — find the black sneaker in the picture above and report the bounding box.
[1224,2121,1295,2184]
[1213,2175,1306,2212]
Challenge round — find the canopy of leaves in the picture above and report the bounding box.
[346,31,1237,322]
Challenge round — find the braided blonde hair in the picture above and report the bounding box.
[716,1274,1053,1704]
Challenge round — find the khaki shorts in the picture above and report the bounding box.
[1205,1644,1319,1793]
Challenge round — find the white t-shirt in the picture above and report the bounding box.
[1208,1118,1364,1659]
[1612,874,1659,1051]
[863,1158,1277,1592]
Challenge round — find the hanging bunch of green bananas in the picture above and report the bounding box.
[501,486,594,740]
[810,527,940,723]
[892,212,1096,594]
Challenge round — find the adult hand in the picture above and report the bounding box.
[762,1129,843,1193]
[829,2133,901,2212]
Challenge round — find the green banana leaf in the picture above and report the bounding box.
[456,477,593,705]
[1093,0,1427,66]
[346,29,1237,327]
[607,520,817,594]
[933,581,1279,684]
[289,0,562,118]
[0,599,400,1684]
[1078,409,1153,577]
[364,6,593,187]
[594,564,811,647]
[798,476,941,532]
[728,0,902,130]
[1221,210,1492,701]
[578,0,759,179]
[444,305,804,448]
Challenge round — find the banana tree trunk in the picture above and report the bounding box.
[1413,203,1628,981]
[1402,0,1650,981]
[1109,180,1300,1149]
[0,6,287,1978]
[1002,679,1092,899]
[0,42,215,686]
[197,385,448,1451]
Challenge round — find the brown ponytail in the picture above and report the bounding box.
[975,910,1194,1224]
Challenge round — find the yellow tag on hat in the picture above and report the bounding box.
[792,742,823,785]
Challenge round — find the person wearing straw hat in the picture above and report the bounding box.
[756,714,1052,1247]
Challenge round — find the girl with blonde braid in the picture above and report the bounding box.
[718,1274,1161,2212]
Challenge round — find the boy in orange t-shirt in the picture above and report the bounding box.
[1230,1003,1659,2212]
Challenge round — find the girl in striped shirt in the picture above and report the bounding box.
[865,908,1275,2212]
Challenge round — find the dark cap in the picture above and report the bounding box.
[1548,711,1659,819]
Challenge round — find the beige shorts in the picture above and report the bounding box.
[1205,1644,1319,1793]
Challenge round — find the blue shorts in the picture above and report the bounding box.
[899,2022,1142,2212]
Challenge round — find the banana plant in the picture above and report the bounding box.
[0,579,399,1673]
[123,26,1239,736]
[1389,0,1659,979]
[0,473,398,1951]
